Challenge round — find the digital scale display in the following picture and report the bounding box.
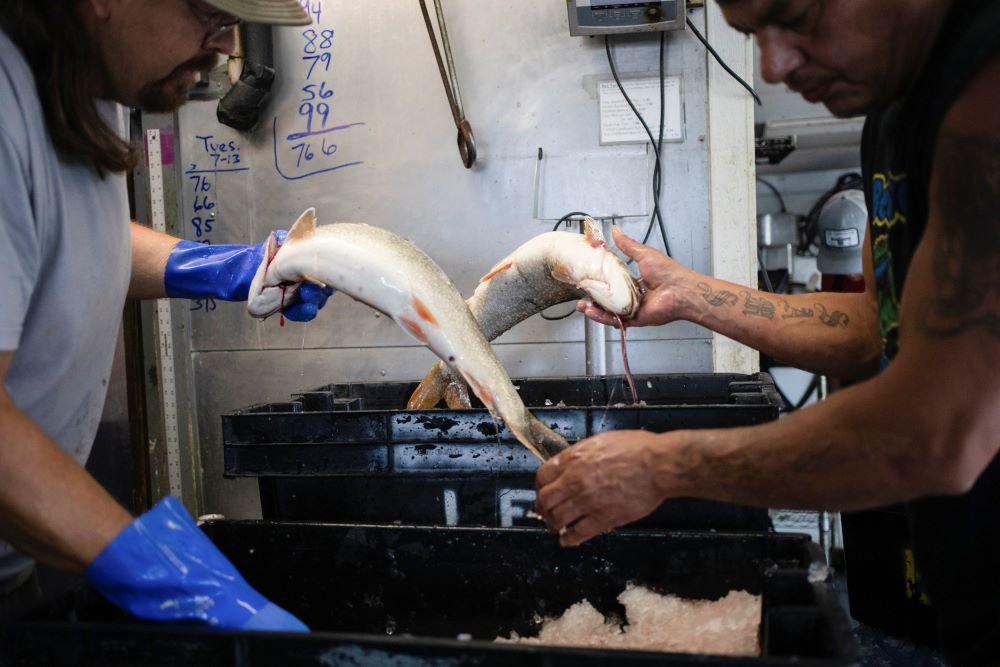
[568,0,686,36]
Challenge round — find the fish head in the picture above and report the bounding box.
[246,231,302,317]
[591,251,642,319]
[246,207,317,318]
[582,218,641,318]
[551,218,642,319]
[553,253,641,319]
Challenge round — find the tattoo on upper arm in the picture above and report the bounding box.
[741,291,775,319]
[919,130,1000,338]
[698,282,739,307]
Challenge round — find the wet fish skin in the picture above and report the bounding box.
[247,208,568,460]
[408,218,642,410]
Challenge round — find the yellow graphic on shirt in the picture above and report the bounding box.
[870,172,908,229]
[870,172,907,364]
[903,547,932,606]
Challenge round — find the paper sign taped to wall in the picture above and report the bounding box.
[599,77,682,145]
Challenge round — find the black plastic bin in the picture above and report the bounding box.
[1,522,857,666]
[223,373,782,530]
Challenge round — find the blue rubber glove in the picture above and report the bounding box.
[163,231,333,321]
[86,496,308,632]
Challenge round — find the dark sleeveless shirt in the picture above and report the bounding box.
[860,1,1000,662]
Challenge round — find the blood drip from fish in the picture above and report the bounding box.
[616,315,638,405]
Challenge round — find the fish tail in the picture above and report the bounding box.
[508,414,569,462]
[408,362,472,410]
[443,375,472,409]
[457,372,567,460]
[527,416,570,460]
[407,362,449,410]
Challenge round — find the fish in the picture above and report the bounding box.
[247,207,569,461]
[407,217,642,410]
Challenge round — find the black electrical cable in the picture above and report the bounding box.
[686,17,762,106]
[794,374,820,409]
[550,211,594,233]
[756,250,775,293]
[604,35,672,258]
[772,382,796,413]
[774,269,791,294]
[539,304,578,320]
[756,176,787,213]
[652,33,668,253]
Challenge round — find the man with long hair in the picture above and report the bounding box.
[0,0,331,631]
[536,1,1000,663]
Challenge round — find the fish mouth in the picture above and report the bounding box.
[247,229,303,318]
[624,275,643,318]
[579,274,642,319]
[602,272,644,317]
[247,243,300,318]
[251,280,301,318]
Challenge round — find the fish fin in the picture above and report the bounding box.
[528,416,570,460]
[301,273,328,288]
[506,413,568,462]
[459,373,495,412]
[411,296,439,326]
[286,207,317,243]
[407,362,448,410]
[263,230,282,267]
[550,263,576,285]
[582,216,606,248]
[399,316,428,343]
[480,260,513,283]
[443,376,472,409]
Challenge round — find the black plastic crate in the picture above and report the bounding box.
[0,523,857,666]
[223,374,782,529]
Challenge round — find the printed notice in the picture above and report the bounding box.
[599,77,682,145]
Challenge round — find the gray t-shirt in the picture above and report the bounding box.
[0,31,132,581]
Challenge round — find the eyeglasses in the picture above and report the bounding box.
[182,0,241,48]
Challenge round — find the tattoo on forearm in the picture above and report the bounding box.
[816,304,849,327]
[698,282,739,307]
[780,300,814,319]
[741,291,775,319]
[696,284,847,329]
[918,130,1000,338]
[671,433,842,506]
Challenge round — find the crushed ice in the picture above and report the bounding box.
[496,584,760,656]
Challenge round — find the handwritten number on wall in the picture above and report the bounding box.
[273,2,365,181]
[184,136,248,311]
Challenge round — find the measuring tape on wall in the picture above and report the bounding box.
[145,128,184,499]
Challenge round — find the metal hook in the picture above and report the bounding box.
[418,0,477,169]
[456,119,476,169]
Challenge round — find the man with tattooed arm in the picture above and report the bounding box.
[535,1,1000,662]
